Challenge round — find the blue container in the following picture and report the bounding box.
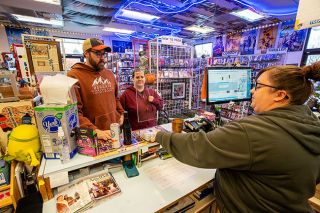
[0,159,10,186]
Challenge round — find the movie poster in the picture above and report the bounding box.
[5,27,31,48]
[240,30,257,55]
[258,26,278,51]
[225,33,241,52]
[277,20,307,52]
[212,36,225,57]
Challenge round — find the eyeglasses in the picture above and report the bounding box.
[90,51,107,58]
[253,82,279,90]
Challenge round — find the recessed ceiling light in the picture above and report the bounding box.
[102,27,134,34]
[119,9,160,22]
[33,0,60,5]
[184,25,215,34]
[230,9,264,22]
[12,14,63,26]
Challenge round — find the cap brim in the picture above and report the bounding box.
[91,45,112,53]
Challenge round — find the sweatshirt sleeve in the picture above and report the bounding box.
[151,89,164,110]
[115,80,124,115]
[119,91,126,111]
[69,79,98,130]
[155,122,252,170]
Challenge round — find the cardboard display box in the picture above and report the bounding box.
[34,103,79,159]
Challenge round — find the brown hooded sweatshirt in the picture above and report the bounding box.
[67,63,124,130]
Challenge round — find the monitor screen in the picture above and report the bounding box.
[62,38,84,55]
[206,67,252,104]
[195,43,213,58]
[306,26,320,50]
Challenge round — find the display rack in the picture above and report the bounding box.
[149,36,193,118]
[212,53,287,79]
[192,58,208,109]
[113,53,135,95]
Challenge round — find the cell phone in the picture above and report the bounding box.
[122,160,139,178]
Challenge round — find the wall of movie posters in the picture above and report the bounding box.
[195,20,308,66]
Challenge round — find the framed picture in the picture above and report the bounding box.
[1,52,16,71]
[25,39,63,75]
[172,82,186,99]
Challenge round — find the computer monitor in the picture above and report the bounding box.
[206,67,252,104]
[195,43,213,58]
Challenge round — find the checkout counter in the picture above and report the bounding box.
[40,123,216,212]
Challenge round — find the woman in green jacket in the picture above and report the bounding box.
[156,62,320,213]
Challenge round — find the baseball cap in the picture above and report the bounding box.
[82,38,112,53]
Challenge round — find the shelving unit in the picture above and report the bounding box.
[0,161,21,209]
[192,58,208,109]
[212,53,287,80]
[149,36,193,118]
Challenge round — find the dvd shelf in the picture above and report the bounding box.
[149,36,193,118]
[192,58,208,109]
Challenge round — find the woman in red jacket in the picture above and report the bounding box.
[120,69,163,130]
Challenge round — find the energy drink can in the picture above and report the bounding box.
[110,123,121,149]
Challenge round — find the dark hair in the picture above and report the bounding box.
[132,68,144,78]
[256,61,320,105]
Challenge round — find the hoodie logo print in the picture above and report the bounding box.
[91,76,112,95]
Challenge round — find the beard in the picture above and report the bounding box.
[88,55,105,72]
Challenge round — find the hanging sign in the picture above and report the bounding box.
[161,36,183,45]
[295,0,320,30]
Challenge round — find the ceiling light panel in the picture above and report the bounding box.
[102,27,135,34]
[230,9,264,22]
[119,9,160,22]
[12,14,63,26]
[184,26,215,34]
[33,0,60,5]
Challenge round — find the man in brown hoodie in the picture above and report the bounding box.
[67,38,124,140]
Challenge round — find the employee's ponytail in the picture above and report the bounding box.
[302,61,320,81]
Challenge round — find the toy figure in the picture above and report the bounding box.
[5,124,41,166]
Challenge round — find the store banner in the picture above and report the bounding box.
[295,0,320,30]
[277,20,307,52]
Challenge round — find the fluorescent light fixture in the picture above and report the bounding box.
[119,9,160,22]
[33,0,60,5]
[184,25,215,34]
[102,27,134,34]
[230,9,264,22]
[12,14,63,26]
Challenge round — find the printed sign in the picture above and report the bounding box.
[295,0,320,30]
[161,36,183,45]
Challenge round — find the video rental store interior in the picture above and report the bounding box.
[0,0,320,212]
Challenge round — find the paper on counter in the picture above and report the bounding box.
[48,170,69,188]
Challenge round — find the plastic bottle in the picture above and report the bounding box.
[58,126,70,164]
[122,111,132,145]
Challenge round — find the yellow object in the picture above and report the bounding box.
[8,125,41,166]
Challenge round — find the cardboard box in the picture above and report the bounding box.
[35,103,79,159]
[315,184,320,199]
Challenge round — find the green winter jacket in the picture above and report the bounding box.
[156,105,320,213]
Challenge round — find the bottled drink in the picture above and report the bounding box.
[122,111,132,145]
[58,126,70,164]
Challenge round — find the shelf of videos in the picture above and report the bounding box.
[219,101,252,122]
[212,53,286,70]
[192,58,208,109]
